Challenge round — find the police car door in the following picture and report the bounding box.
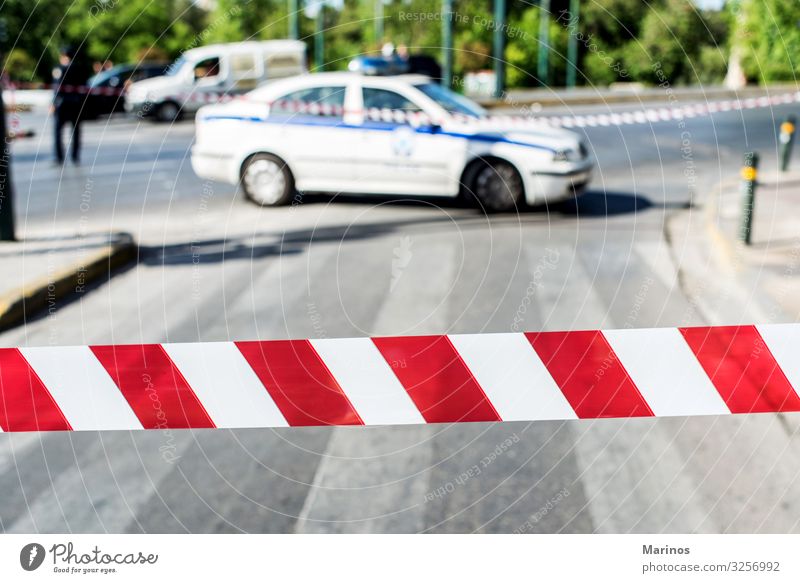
[357,86,462,195]
[269,84,356,188]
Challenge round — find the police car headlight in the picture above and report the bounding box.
[553,144,587,162]
[553,149,575,162]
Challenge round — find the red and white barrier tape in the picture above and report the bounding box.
[169,91,247,104]
[268,100,434,126]
[15,80,797,128]
[4,78,20,133]
[1,324,800,432]
[270,98,345,117]
[493,92,800,129]
[34,83,127,97]
[263,91,800,129]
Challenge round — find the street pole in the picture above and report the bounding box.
[492,0,506,99]
[442,0,454,88]
[566,0,579,89]
[375,0,384,46]
[0,17,14,242]
[0,85,14,242]
[739,151,759,246]
[288,0,299,40]
[314,4,324,71]
[538,0,551,87]
[779,115,796,172]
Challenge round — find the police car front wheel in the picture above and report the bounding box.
[472,160,524,213]
[241,154,294,207]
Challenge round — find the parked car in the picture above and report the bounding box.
[126,40,307,122]
[83,62,169,119]
[191,72,593,212]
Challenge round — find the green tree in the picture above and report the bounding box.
[0,0,70,81]
[574,0,652,85]
[0,0,741,89]
[622,0,722,85]
[61,0,206,65]
[3,48,37,82]
[325,0,376,69]
[205,0,289,42]
[736,0,800,83]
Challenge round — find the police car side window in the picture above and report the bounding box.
[271,86,346,119]
[362,88,421,113]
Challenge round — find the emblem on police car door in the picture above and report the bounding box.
[391,126,416,157]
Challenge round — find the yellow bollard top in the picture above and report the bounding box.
[741,166,758,181]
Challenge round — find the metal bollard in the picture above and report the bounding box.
[779,115,796,172]
[739,151,759,245]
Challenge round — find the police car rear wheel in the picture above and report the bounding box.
[473,161,523,212]
[242,154,294,207]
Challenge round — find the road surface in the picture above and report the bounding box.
[1,99,799,533]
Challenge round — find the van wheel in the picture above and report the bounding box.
[241,154,294,207]
[155,101,181,123]
[471,160,524,212]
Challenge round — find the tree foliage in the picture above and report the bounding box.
[0,0,775,89]
[735,0,800,83]
[3,48,37,82]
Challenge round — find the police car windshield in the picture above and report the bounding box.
[415,83,486,118]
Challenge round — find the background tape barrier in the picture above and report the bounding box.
[10,81,796,128]
[250,91,800,129]
[1,324,800,432]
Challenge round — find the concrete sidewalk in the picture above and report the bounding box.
[0,231,136,330]
[707,170,800,320]
[666,169,800,327]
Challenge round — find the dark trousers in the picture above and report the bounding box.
[54,107,82,163]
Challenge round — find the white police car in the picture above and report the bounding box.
[191,72,593,211]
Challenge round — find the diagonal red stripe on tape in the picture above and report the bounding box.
[235,340,362,426]
[525,330,653,418]
[680,325,800,413]
[371,335,501,423]
[0,349,71,431]
[91,344,215,429]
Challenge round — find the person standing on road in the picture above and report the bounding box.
[51,46,85,164]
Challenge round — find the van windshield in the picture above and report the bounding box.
[166,57,187,77]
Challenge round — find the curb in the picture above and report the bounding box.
[701,173,800,272]
[478,84,800,110]
[0,234,138,331]
[703,177,742,273]
[695,174,800,323]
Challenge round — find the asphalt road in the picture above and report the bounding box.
[2,99,800,533]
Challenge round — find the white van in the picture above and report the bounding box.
[125,40,307,122]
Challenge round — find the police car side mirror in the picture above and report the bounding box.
[426,122,442,134]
